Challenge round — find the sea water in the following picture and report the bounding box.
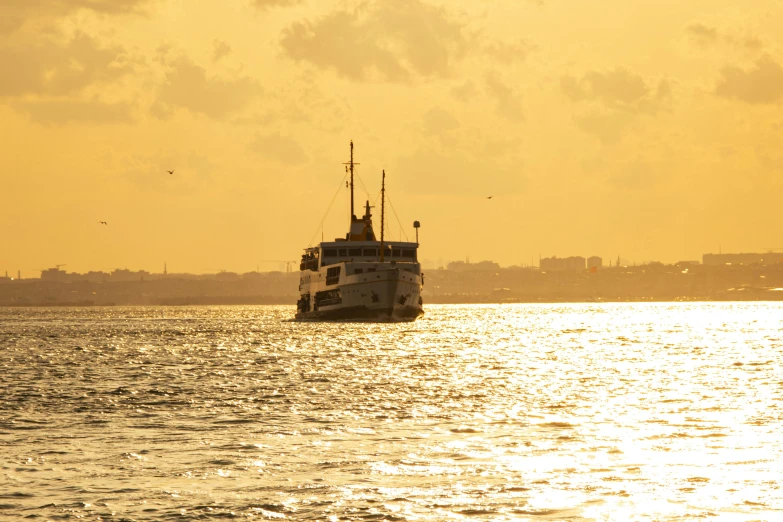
[1,303,781,520]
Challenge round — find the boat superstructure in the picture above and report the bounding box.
[295,142,424,321]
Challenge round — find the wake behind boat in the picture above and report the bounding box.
[295,142,424,321]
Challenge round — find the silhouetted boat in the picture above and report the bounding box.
[295,142,424,321]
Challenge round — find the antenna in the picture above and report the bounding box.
[350,141,354,219]
[351,140,354,219]
[342,141,360,222]
[380,170,386,262]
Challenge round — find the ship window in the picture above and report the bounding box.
[393,249,402,257]
[326,266,341,285]
[367,268,376,273]
[349,248,362,256]
[363,248,378,256]
[382,246,392,258]
[354,268,364,274]
[339,249,348,256]
[323,249,337,257]
[401,249,415,258]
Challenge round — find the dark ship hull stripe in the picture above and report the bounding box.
[295,305,423,322]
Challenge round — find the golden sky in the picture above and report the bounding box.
[2,0,783,274]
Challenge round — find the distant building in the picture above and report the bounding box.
[40,268,69,282]
[703,253,783,266]
[540,256,586,271]
[83,271,108,283]
[587,256,602,270]
[106,269,154,282]
[447,260,501,272]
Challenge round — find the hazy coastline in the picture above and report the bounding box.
[3,261,781,306]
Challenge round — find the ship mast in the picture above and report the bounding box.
[350,141,354,219]
[346,140,355,221]
[380,170,386,262]
[343,141,359,221]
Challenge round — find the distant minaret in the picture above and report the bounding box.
[17,270,20,280]
[164,262,167,277]
[617,254,620,267]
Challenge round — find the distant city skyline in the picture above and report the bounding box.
[5,248,783,281]
[4,253,782,307]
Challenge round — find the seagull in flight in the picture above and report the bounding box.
[486,196,493,199]
[99,221,108,225]
[167,170,174,175]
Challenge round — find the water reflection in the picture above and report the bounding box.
[0,303,780,520]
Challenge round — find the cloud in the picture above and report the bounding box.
[0,32,133,97]
[0,31,139,124]
[36,0,150,14]
[730,35,763,52]
[212,40,232,62]
[232,71,350,132]
[248,133,309,165]
[485,72,524,122]
[684,23,764,53]
[715,55,783,104]
[251,0,303,8]
[573,110,635,145]
[481,38,534,65]
[685,23,718,46]
[16,98,134,124]
[280,0,466,82]
[561,67,672,121]
[562,67,670,142]
[655,78,673,102]
[610,160,659,190]
[395,146,525,196]
[562,67,649,108]
[422,107,460,134]
[0,0,151,34]
[451,80,477,102]
[154,56,261,119]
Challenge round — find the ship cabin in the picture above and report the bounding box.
[299,241,420,273]
[300,194,419,274]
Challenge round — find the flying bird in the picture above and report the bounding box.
[167,170,174,175]
[99,221,108,225]
[486,196,493,199]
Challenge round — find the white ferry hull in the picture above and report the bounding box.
[296,265,423,321]
[295,303,422,321]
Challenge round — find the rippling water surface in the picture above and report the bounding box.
[1,303,782,520]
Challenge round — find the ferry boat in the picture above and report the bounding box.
[295,142,424,321]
